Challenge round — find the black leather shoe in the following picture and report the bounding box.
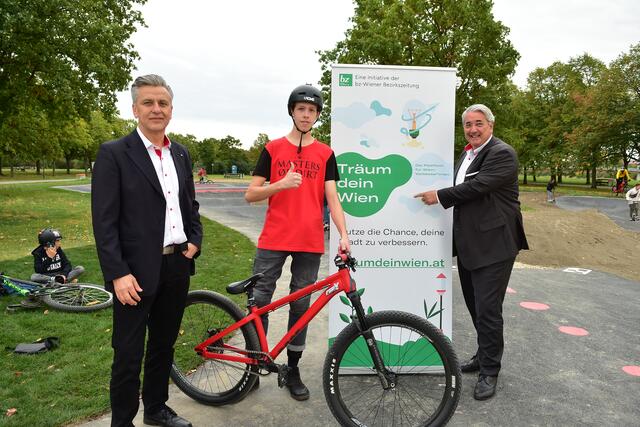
[143,406,192,427]
[286,367,310,401]
[474,375,497,400]
[460,355,480,373]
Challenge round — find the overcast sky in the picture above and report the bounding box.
[115,0,640,148]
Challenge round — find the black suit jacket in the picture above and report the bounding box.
[91,130,203,294]
[437,137,528,270]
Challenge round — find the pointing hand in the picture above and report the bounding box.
[414,190,439,205]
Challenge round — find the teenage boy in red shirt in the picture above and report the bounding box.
[245,84,350,401]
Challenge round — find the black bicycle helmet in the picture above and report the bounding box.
[38,228,62,247]
[287,84,323,116]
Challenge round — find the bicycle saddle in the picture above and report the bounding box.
[226,273,264,295]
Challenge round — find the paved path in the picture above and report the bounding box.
[556,195,640,231]
[69,187,639,426]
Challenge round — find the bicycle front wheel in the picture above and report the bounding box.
[323,310,461,427]
[171,290,260,405]
[42,284,113,312]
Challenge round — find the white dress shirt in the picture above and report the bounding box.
[455,136,492,186]
[137,128,187,247]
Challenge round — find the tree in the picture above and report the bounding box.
[498,85,537,183]
[247,133,270,169]
[0,0,146,130]
[0,106,56,175]
[217,135,250,173]
[196,138,218,174]
[168,133,199,170]
[594,44,640,167]
[316,0,519,148]
[522,55,605,183]
[558,56,609,186]
[57,117,92,174]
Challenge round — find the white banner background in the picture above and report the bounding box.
[329,64,456,350]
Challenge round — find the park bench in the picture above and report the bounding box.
[223,173,244,179]
[595,178,612,187]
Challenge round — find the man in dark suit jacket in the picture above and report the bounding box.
[92,74,202,427]
[416,104,528,401]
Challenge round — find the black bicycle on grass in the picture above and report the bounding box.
[1,273,113,312]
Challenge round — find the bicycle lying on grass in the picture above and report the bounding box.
[171,252,461,426]
[1,273,113,312]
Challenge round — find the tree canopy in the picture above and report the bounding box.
[1,1,637,182]
[316,0,519,146]
[0,0,146,173]
[0,0,146,127]
[505,45,640,185]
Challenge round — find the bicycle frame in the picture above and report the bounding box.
[1,274,42,296]
[194,263,357,366]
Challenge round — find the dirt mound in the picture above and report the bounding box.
[516,192,639,282]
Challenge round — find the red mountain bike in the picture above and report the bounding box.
[170,253,461,426]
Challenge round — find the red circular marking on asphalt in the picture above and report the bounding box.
[519,301,550,310]
[622,366,640,376]
[506,287,516,294]
[558,326,589,336]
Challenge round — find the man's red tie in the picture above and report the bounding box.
[464,143,473,152]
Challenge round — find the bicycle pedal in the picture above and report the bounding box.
[20,299,43,309]
[277,364,290,388]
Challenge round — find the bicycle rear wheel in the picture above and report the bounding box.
[323,310,461,426]
[171,290,260,405]
[42,284,113,312]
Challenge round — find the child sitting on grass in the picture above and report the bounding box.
[31,228,84,284]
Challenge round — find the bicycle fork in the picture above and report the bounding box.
[347,291,395,390]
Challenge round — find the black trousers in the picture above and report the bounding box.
[110,252,190,427]
[457,256,515,377]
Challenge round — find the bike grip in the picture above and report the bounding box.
[337,248,351,261]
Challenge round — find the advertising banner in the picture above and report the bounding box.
[329,64,456,368]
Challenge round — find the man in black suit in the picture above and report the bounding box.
[415,104,528,400]
[92,74,202,427]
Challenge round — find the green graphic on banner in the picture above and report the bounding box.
[339,73,353,86]
[327,336,443,368]
[336,152,412,217]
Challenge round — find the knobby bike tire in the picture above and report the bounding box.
[41,283,113,312]
[323,310,461,427]
[170,290,260,405]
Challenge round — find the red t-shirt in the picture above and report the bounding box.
[253,137,339,253]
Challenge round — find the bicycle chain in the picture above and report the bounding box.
[201,346,276,377]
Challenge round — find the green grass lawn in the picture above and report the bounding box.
[0,182,255,426]
[0,169,91,181]
[519,176,638,198]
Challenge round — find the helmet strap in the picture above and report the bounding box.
[291,117,308,155]
[291,113,319,155]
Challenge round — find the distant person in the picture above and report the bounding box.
[92,74,202,427]
[245,84,350,401]
[31,228,84,284]
[616,168,630,193]
[197,167,206,183]
[625,183,640,221]
[546,178,556,203]
[415,103,528,401]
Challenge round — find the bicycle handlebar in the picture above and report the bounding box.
[334,251,357,272]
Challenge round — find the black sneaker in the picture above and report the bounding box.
[143,405,192,427]
[285,367,309,401]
